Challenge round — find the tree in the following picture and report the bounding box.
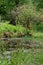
[0,0,42,22]
[32,0,43,10]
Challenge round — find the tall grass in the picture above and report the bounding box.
[0,48,43,65]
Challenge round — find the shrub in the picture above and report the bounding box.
[0,23,30,38]
[15,4,40,29]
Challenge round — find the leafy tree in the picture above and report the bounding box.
[0,0,43,21]
[32,0,43,9]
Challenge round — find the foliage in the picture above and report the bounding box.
[0,0,43,65]
[32,0,43,10]
[0,23,30,38]
[0,0,43,21]
[0,48,43,65]
[15,4,40,28]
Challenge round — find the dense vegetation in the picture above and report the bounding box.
[0,0,43,37]
[0,0,43,65]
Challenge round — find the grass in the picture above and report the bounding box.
[0,48,43,65]
[32,31,43,42]
[23,31,43,43]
